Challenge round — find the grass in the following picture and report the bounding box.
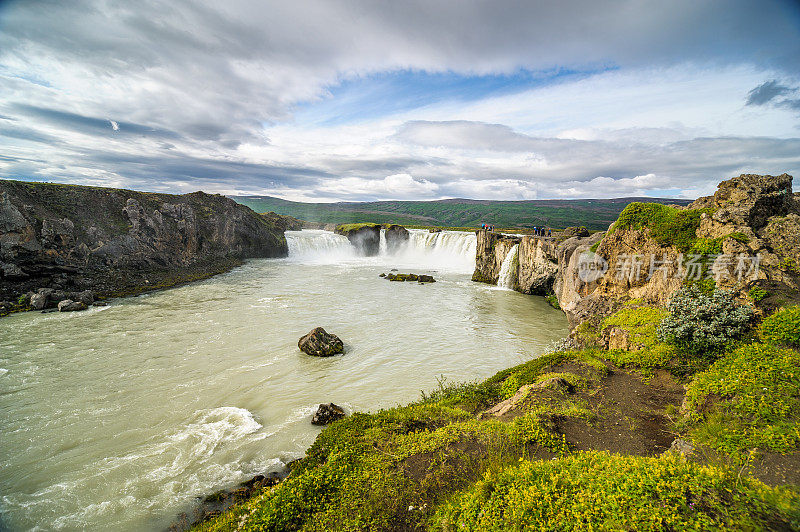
[683,343,800,456]
[609,202,712,252]
[432,451,799,531]
[334,223,381,232]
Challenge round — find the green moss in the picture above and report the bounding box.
[727,231,750,244]
[779,257,799,273]
[431,451,799,531]
[335,223,381,233]
[759,306,800,347]
[683,343,800,456]
[544,293,560,309]
[610,203,710,252]
[748,286,770,302]
[689,237,723,255]
[574,320,601,346]
[601,306,666,350]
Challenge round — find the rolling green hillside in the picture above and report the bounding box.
[232,196,694,230]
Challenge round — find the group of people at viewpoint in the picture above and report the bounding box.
[480,224,552,238]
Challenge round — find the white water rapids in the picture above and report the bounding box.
[0,229,566,531]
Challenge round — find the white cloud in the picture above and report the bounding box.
[1,1,799,200]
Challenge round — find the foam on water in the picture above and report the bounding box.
[1,407,274,531]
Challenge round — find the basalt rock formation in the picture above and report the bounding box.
[473,173,800,329]
[311,403,346,425]
[334,223,381,256]
[0,180,288,306]
[384,224,410,252]
[472,231,558,295]
[298,327,345,357]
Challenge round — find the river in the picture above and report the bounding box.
[0,229,568,531]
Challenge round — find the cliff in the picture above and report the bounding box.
[334,223,381,256]
[0,179,288,306]
[474,173,800,328]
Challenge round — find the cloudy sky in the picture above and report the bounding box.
[1,0,799,202]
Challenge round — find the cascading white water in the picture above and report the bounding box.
[285,230,354,262]
[379,228,388,255]
[285,229,477,272]
[497,244,519,289]
[396,229,477,272]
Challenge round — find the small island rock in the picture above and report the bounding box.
[57,299,88,312]
[298,327,344,356]
[312,403,346,425]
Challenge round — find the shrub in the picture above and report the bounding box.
[657,286,753,357]
[760,306,800,347]
[432,451,800,531]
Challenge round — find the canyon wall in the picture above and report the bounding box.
[473,173,800,329]
[0,179,288,304]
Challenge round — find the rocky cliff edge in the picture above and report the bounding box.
[0,179,288,307]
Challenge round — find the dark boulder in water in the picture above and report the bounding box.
[384,273,435,283]
[298,327,344,356]
[312,403,346,425]
[57,299,88,312]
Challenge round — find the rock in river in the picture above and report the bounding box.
[312,403,346,425]
[57,299,88,312]
[298,327,344,356]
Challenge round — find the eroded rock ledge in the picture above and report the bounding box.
[0,179,289,309]
[472,173,800,329]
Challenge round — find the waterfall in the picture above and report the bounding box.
[379,228,388,255]
[285,230,354,262]
[497,244,519,289]
[396,230,477,272]
[284,228,477,272]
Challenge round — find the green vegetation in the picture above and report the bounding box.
[600,305,676,376]
[334,223,381,232]
[779,257,800,273]
[610,202,710,252]
[432,451,799,531]
[544,293,560,309]
[232,195,691,231]
[683,343,800,456]
[727,231,750,244]
[749,285,770,302]
[657,287,753,357]
[760,306,800,347]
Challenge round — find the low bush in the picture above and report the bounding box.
[657,286,753,357]
[759,306,800,347]
[432,451,800,531]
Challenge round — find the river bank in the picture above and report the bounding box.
[192,174,800,531]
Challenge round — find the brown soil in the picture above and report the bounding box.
[749,452,800,487]
[554,366,684,456]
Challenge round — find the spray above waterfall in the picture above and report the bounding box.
[284,229,477,272]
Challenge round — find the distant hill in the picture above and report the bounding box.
[231,195,694,231]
